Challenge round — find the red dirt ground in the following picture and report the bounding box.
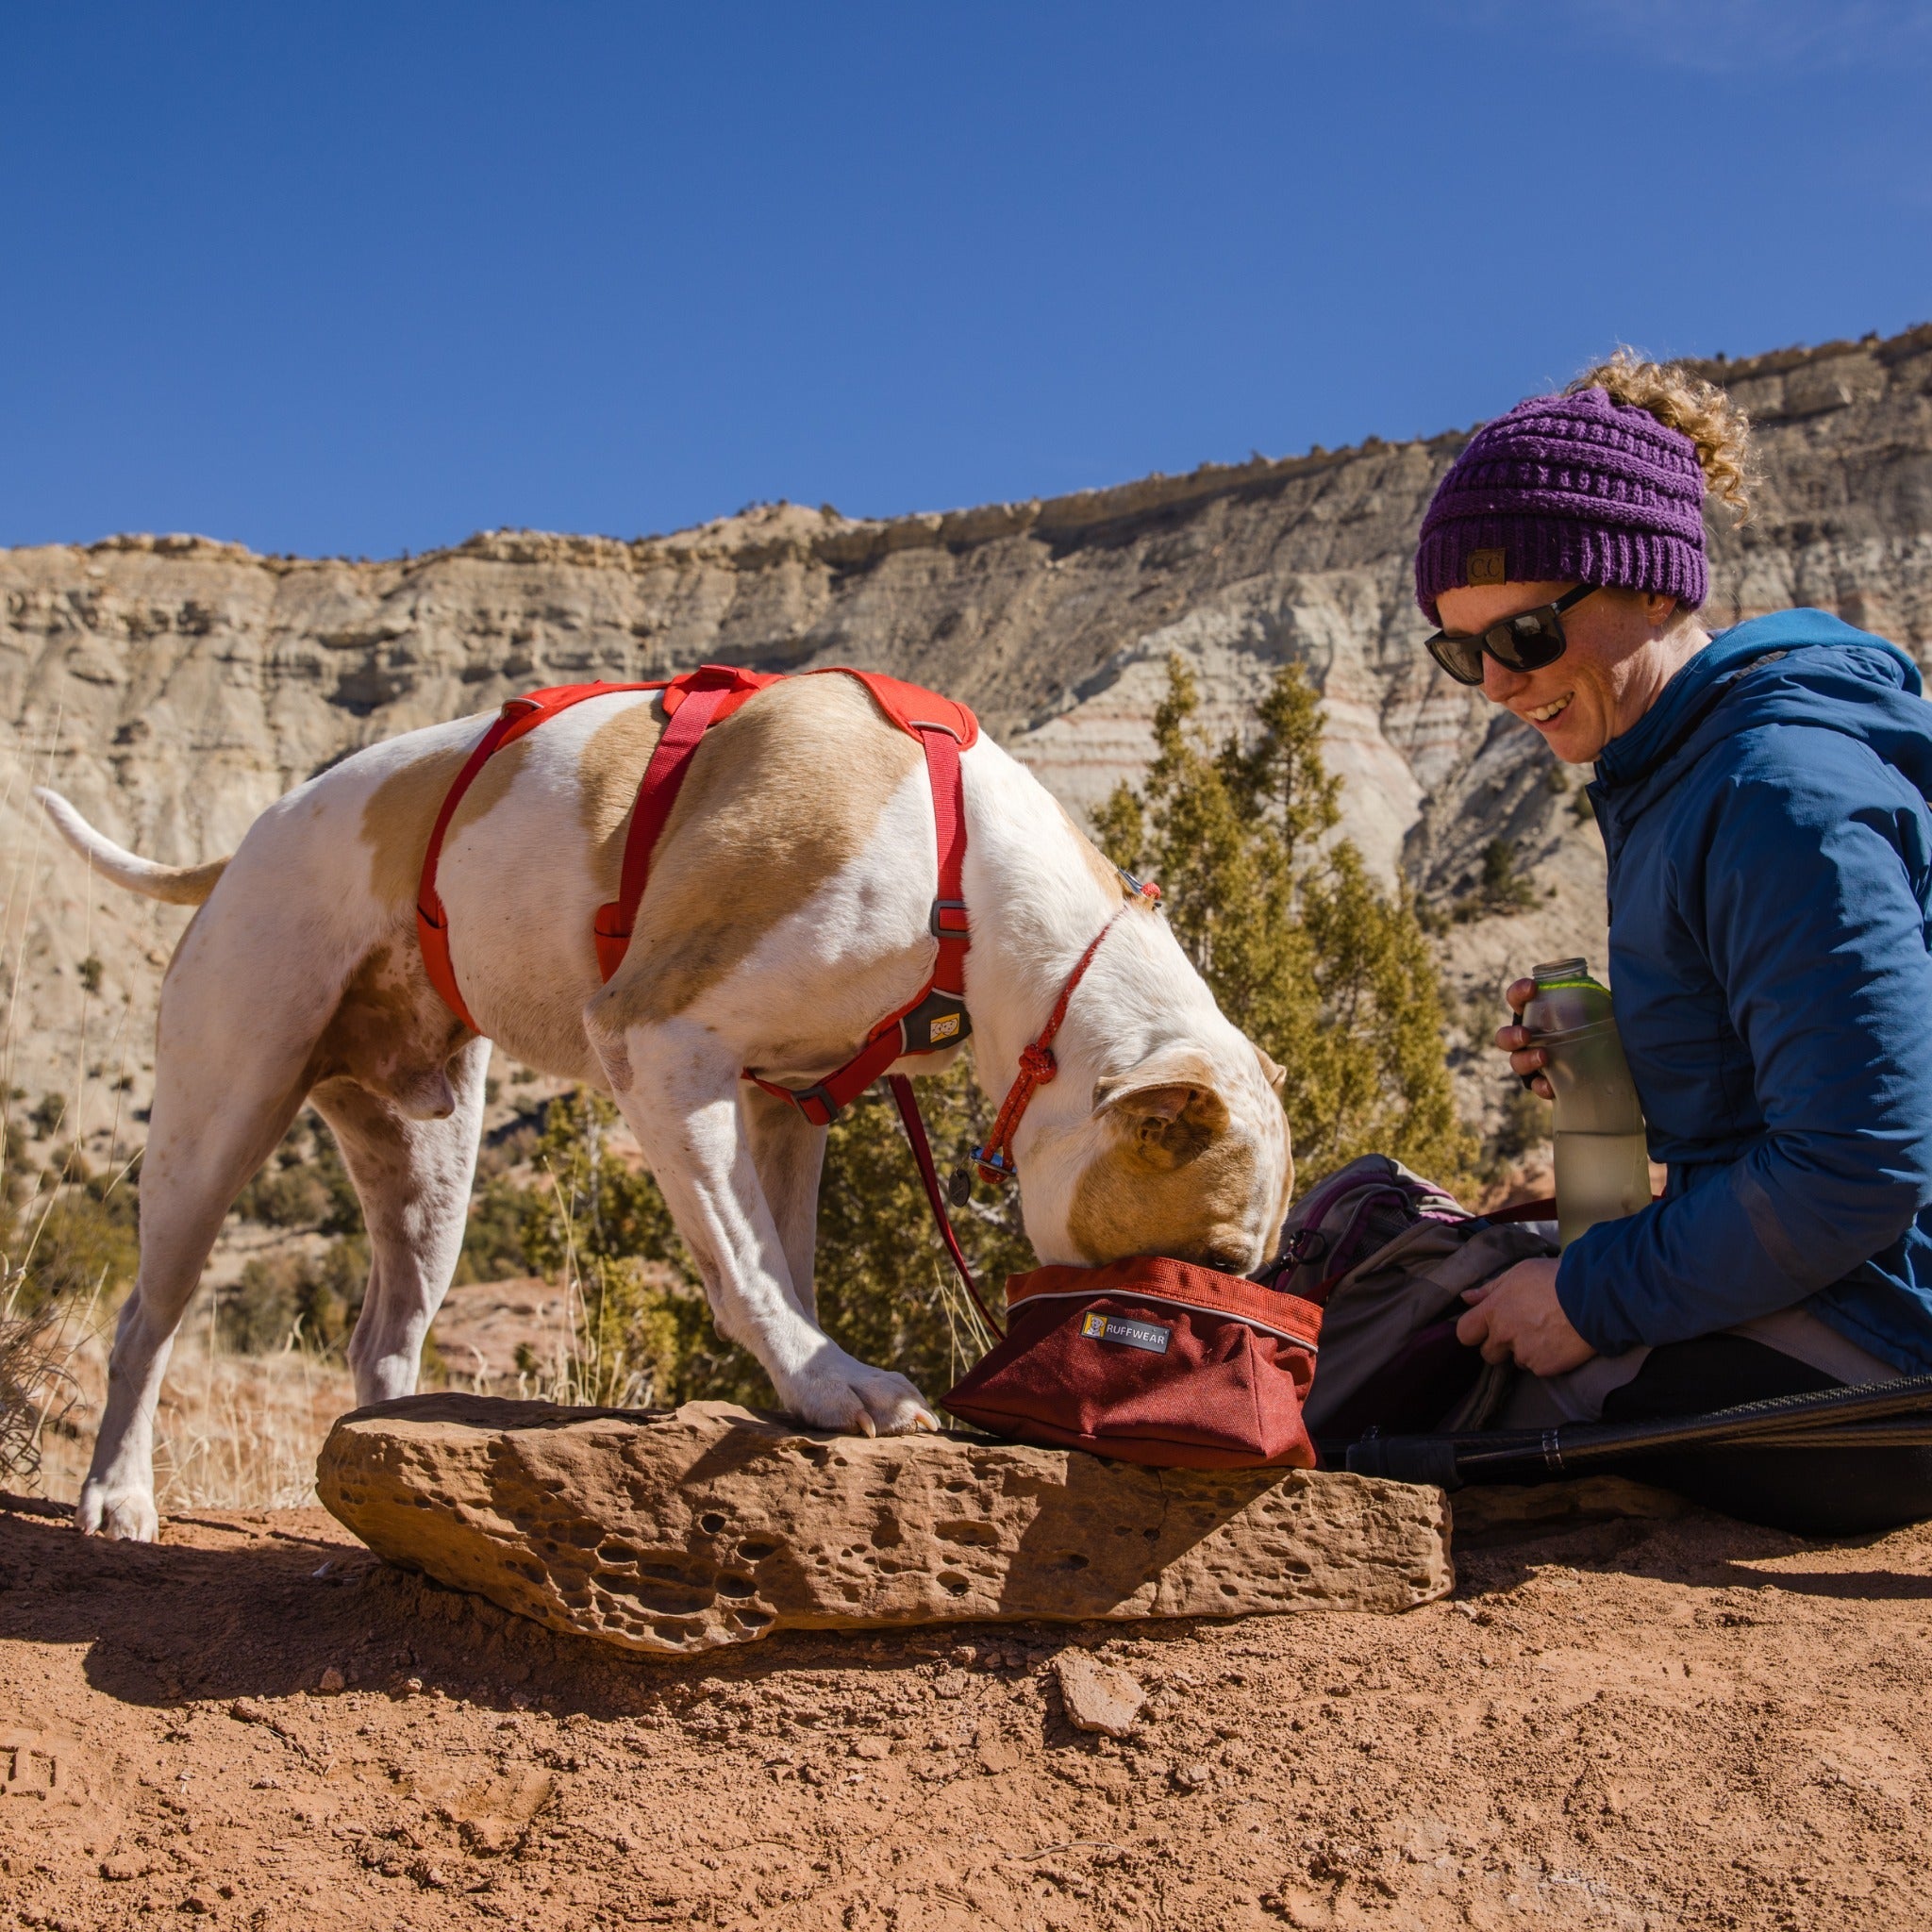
[4,1488,1931,1931]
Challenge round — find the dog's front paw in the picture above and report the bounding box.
[784,1351,940,1439]
[77,1478,159,1541]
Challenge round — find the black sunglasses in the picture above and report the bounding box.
[1424,583,1597,687]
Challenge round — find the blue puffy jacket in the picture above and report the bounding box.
[1557,608,1932,1373]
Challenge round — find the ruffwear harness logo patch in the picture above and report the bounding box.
[1079,1311,1172,1355]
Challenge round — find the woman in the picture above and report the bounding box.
[1419,355,1932,1533]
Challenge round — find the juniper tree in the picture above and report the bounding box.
[1092,657,1474,1187]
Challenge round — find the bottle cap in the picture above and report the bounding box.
[1532,958,1589,979]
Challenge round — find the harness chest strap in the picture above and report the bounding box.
[416,677,678,1032]
[741,709,971,1127]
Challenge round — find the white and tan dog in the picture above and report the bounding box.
[40,674,1293,1539]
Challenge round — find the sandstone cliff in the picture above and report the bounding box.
[3,325,1927,1145]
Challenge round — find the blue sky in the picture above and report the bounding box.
[3,2,1928,558]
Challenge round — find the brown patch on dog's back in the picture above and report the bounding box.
[577,696,667,899]
[1066,1096,1262,1270]
[596,675,922,1031]
[360,720,544,910]
[360,740,475,908]
[448,735,535,841]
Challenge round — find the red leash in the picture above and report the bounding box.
[887,1074,1007,1340]
[885,878,1160,1343]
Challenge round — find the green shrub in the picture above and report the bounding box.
[217,1235,370,1357]
[810,1064,1031,1400]
[235,1163,334,1229]
[454,1175,534,1283]
[232,1112,361,1234]
[7,1174,141,1311]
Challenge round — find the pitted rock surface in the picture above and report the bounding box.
[315,1394,1452,1654]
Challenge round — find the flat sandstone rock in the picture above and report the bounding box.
[316,1395,1453,1656]
[1055,1652,1147,1738]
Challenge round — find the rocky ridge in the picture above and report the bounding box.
[3,325,1928,1139]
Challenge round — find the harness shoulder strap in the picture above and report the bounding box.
[741,693,974,1126]
[416,680,667,1032]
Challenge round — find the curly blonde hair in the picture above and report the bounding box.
[1570,348,1755,519]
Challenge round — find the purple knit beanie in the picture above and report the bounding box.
[1413,386,1707,625]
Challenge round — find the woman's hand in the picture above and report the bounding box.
[1456,1257,1595,1375]
[1496,975,1553,1100]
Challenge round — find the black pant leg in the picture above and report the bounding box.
[1599,1336,1932,1536]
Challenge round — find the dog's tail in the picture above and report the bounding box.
[34,788,229,906]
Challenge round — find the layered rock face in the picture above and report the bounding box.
[4,326,1928,1134]
[315,1396,1453,1654]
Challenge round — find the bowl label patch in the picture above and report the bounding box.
[1079,1312,1172,1355]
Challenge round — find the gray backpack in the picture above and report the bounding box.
[1258,1154,1557,1440]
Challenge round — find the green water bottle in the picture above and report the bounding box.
[1522,958,1651,1249]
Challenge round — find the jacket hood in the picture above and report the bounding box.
[1591,609,1932,826]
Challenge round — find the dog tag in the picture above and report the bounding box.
[947,1167,973,1208]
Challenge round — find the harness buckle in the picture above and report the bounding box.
[791,1083,841,1127]
[929,899,970,941]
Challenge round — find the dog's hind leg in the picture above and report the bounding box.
[78,1030,316,1541]
[308,1038,490,1407]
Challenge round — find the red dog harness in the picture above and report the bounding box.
[415,664,977,1126]
[417,660,1161,1341]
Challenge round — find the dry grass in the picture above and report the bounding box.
[31,1287,359,1512]
[0,1278,78,1489]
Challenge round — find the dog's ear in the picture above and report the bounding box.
[1093,1047,1231,1170]
[1252,1040,1288,1098]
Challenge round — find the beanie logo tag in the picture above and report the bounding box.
[1468,548,1507,585]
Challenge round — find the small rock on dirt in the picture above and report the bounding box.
[1054,1652,1145,1738]
[318,1666,346,1692]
